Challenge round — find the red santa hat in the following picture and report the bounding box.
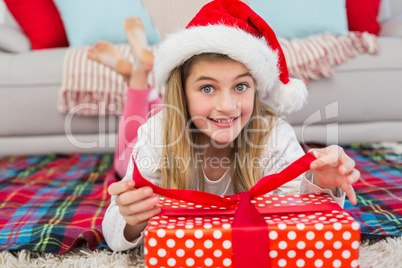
[154,0,308,114]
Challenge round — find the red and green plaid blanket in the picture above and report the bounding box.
[0,153,116,253]
[0,144,401,254]
[342,144,402,239]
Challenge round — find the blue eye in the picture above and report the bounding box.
[235,83,248,92]
[201,86,214,94]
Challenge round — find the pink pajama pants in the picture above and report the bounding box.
[113,87,162,178]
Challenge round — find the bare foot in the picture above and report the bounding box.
[123,17,154,73]
[88,41,132,80]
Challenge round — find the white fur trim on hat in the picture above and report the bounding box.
[261,78,308,114]
[154,24,307,114]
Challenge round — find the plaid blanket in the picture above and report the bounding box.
[342,144,402,240]
[0,144,400,254]
[0,154,116,253]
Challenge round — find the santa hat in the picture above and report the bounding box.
[154,0,308,114]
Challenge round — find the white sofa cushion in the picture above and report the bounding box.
[378,0,392,23]
[0,48,66,86]
[380,14,402,38]
[0,25,30,52]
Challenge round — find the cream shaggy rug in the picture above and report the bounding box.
[0,236,401,268]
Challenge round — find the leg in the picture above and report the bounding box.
[124,17,155,89]
[87,40,132,81]
[114,17,158,178]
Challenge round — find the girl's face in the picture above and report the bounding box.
[185,58,255,145]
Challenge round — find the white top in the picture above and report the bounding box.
[202,167,232,196]
[102,111,345,252]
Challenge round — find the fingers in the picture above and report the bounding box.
[125,206,161,225]
[108,180,161,226]
[112,185,160,226]
[341,182,357,205]
[310,146,356,176]
[117,189,159,215]
[346,168,361,184]
[120,195,160,218]
[117,186,153,206]
[310,145,343,169]
[341,168,360,205]
[108,180,135,196]
[118,188,161,226]
[338,152,356,175]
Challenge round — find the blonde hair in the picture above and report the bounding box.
[160,53,279,192]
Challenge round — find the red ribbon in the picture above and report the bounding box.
[132,152,338,268]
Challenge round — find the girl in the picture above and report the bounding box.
[102,0,360,252]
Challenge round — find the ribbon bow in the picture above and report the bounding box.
[132,152,339,268]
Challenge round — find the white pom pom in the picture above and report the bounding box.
[263,78,308,114]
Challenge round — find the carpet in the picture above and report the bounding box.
[0,142,401,267]
[1,237,401,268]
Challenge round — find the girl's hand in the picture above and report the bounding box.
[309,145,361,205]
[108,180,161,240]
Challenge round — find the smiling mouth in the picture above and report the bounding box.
[209,117,238,124]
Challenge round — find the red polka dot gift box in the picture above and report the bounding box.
[145,193,360,268]
[131,153,361,268]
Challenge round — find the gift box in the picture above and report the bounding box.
[131,152,361,268]
[144,193,360,268]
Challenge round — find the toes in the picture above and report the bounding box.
[87,49,96,59]
[124,17,144,31]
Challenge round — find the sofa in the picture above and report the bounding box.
[1,0,402,157]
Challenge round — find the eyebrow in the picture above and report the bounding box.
[194,72,253,83]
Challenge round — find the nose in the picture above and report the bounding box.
[216,90,237,112]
